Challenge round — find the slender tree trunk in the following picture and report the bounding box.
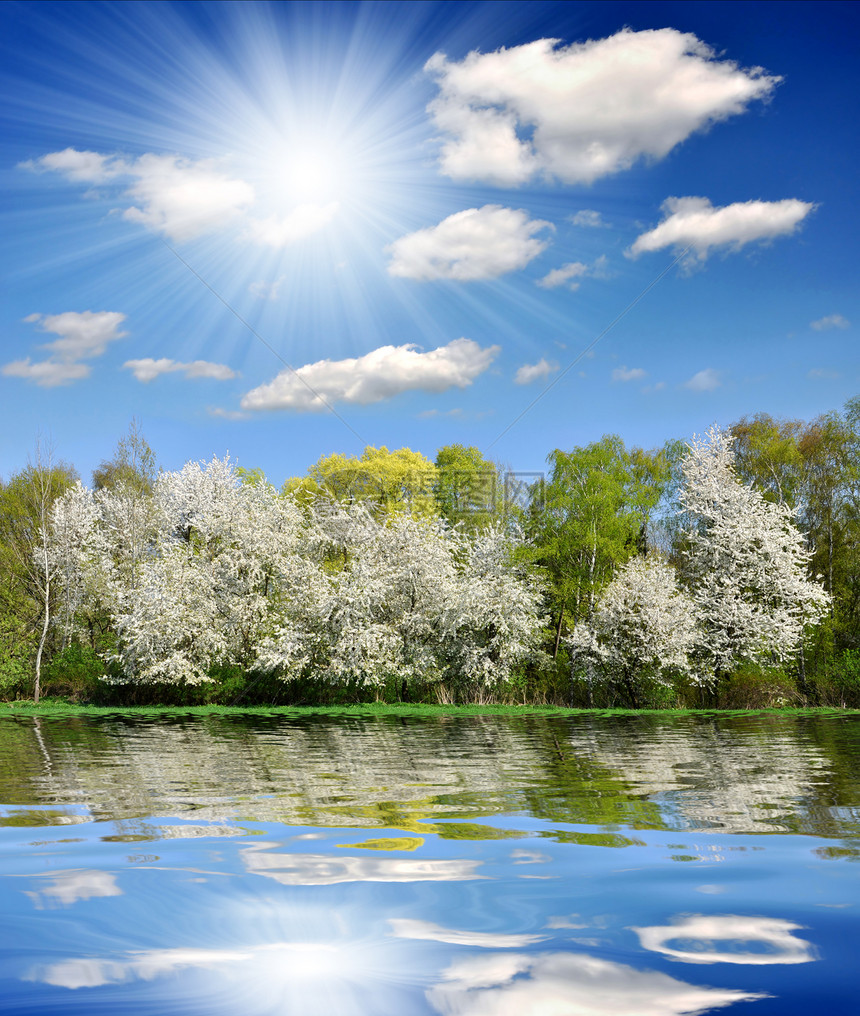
[34,545,50,704]
[552,599,566,659]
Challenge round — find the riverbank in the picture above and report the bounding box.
[2,699,856,718]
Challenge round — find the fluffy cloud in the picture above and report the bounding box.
[612,365,647,382]
[24,149,254,242]
[241,338,499,412]
[2,359,91,387]
[425,30,779,185]
[24,310,128,359]
[569,210,606,228]
[21,147,122,184]
[628,196,814,261]
[246,202,339,247]
[121,154,255,241]
[684,367,721,391]
[537,255,609,290]
[123,358,238,383]
[3,311,127,387]
[810,314,850,331]
[387,205,551,281]
[515,358,559,385]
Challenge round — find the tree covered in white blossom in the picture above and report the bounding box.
[569,555,697,706]
[48,457,544,690]
[679,425,829,678]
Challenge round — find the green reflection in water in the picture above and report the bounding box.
[0,712,858,845]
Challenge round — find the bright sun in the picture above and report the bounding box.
[284,145,346,202]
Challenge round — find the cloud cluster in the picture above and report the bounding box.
[425,29,779,185]
[515,358,559,385]
[628,196,814,262]
[612,365,647,382]
[247,202,340,248]
[810,314,849,331]
[23,148,338,246]
[387,205,551,281]
[537,255,609,291]
[241,338,499,412]
[684,367,721,391]
[569,210,606,228]
[123,358,238,383]
[3,311,127,387]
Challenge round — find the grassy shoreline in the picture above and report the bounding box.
[1,699,857,718]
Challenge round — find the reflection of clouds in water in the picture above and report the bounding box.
[633,915,815,965]
[389,919,545,948]
[510,848,550,864]
[25,869,122,907]
[427,951,767,1015]
[28,940,419,1014]
[241,842,484,885]
[33,947,251,988]
[545,914,589,929]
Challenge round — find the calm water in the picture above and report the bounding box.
[0,711,858,1015]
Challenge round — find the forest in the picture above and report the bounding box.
[1,396,857,709]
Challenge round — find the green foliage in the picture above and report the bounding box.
[41,643,105,702]
[92,418,157,494]
[284,446,438,519]
[433,444,501,531]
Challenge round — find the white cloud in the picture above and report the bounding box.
[2,359,91,388]
[634,915,814,965]
[810,314,850,331]
[684,368,721,391]
[241,338,499,412]
[3,311,128,387]
[387,205,551,281]
[612,365,647,382]
[537,255,609,290]
[628,196,814,262]
[246,202,339,248]
[427,951,767,1016]
[569,210,606,228]
[515,358,559,385]
[21,147,123,184]
[25,149,255,242]
[122,358,238,383]
[122,154,255,241]
[807,368,840,380]
[425,30,779,186]
[28,311,128,360]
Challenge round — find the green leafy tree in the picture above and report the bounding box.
[527,436,669,658]
[0,442,77,700]
[284,446,438,519]
[433,444,501,532]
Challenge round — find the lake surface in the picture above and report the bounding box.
[0,711,858,1015]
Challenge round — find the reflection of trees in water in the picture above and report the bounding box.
[1,714,857,840]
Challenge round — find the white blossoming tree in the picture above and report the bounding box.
[569,555,698,707]
[50,459,544,694]
[679,426,830,681]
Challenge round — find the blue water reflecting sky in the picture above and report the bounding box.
[0,713,858,1014]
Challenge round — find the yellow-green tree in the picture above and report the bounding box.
[284,446,438,519]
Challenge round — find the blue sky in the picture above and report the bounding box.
[1,0,857,484]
